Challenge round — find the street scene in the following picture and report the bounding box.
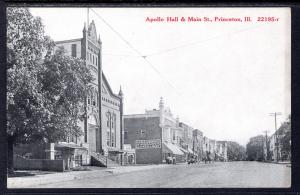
[7,7,291,188]
[8,162,290,188]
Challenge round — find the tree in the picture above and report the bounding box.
[7,7,54,173]
[246,135,265,161]
[227,141,246,161]
[39,47,93,143]
[277,115,291,160]
[7,8,93,172]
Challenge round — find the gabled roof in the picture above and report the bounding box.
[102,71,121,100]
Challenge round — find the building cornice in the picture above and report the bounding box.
[55,38,82,44]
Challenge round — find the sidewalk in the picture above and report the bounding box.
[264,160,291,164]
[7,164,171,188]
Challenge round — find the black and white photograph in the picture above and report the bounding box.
[6,7,291,188]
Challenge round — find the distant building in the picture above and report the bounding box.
[202,136,210,156]
[269,133,279,161]
[179,122,194,154]
[216,141,228,161]
[192,129,204,160]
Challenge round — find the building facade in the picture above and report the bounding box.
[55,21,124,165]
[179,122,194,154]
[192,129,204,160]
[124,97,189,164]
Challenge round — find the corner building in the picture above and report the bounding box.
[124,97,186,164]
[55,21,124,165]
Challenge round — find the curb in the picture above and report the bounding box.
[7,164,171,188]
[7,169,111,188]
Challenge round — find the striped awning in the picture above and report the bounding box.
[180,147,189,154]
[162,142,184,155]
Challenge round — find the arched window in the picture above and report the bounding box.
[106,111,117,147]
[87,96,91,105]
[96,92,99,106]
[106,112,111,146]
[92,92,96,106]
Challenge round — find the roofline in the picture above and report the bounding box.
[55,38,82,44]
[102,71,121,100]
[124,113,160,119]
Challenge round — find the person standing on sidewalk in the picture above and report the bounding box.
[172,155,176,165]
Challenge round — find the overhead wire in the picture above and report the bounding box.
[90,8,181,95]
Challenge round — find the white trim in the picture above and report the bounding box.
[124,113,160,118]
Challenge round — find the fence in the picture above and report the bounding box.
[14,155,65,172]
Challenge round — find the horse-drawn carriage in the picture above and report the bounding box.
[187,154,197,164]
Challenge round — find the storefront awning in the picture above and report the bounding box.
[162,142,184,155]
[55,142,87,150]
[107,147,125,153]
[216,153,223,158]
[180,147,189,154]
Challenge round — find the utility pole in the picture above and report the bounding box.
[262,130,269,161]
[269,112,281,162]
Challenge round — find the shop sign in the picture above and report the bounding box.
[136,139,161,149]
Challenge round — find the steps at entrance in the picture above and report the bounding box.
[90,152,121,168]
[91,152,107,167]
[106,158,121,168]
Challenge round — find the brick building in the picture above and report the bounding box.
[179,122,194,154]
[54,21,124,166]
[192,129,204,160]
[124,97,188,164]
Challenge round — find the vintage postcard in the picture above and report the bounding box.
[6,7,291,188]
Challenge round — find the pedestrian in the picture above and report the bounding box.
[172,155,176,165]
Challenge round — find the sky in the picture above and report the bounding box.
[29,7,291,146]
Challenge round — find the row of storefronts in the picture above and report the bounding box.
[123,97,228,164]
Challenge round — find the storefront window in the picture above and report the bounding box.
[111,132,115,147]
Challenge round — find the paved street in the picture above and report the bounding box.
[27,161,290,188]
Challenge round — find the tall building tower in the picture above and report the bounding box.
[55,21,124,165]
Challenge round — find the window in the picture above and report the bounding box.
[111,132,115,147]
[124,131,128,139]
[89,53,92,62]
[95,57,98,65]
[87,97,91,105]
[141,130,146,138]
[106,112,116,147]
[95,93,98,106]
[173,131,176,140]
[107,131,110,146]
[84,128,87,143]
[71,44,77,57]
